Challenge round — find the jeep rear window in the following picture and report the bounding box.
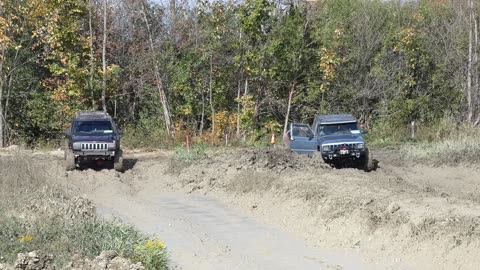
[73,121,113,134]
[318,122,359,135]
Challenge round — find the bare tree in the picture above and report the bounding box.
[0,48,5,148]
[140,2,173,136]
[89,0,96,109]
[102,0,107,112]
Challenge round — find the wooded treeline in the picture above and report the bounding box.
[0,0,479,146]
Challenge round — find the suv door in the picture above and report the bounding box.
[288,123,318,154]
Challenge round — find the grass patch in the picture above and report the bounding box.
[174,143,208,160]
[0,153,168,269]
[400,128,480,165]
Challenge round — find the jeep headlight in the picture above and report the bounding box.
[72,142,81,150]
[357,143,364,149]
[108,141,116,150]
[322,145,330,152]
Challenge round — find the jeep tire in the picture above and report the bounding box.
[363,150,375,172]
[114,149,124,172]
[63,139,69,160]
[65,150,76,171]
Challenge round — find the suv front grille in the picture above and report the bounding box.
[81,143,109,151]
[323,143,361,151]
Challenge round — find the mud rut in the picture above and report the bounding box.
[37,149,480,270]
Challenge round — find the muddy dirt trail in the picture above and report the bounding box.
[32,148,480,270]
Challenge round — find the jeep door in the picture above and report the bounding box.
[288,123,318,154]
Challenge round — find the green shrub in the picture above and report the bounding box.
[133,239,168,270]
[122,115,173,149]
[174,143,207,160]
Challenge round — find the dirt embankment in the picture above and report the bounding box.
[159,148,480,270]
[4,147,480,270]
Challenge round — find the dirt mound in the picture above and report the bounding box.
[236,148,331,172]
[0,251,145,270]
[0,251,55,270]
[68,250,144,270]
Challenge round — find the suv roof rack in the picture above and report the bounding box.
[314,114,357,124]
[75,111,111,121]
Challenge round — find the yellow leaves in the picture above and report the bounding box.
[140,239,165,251]
[319,47,342,92]
[19,234,34,243]
[0,14,11,50]
[210,111,236,138]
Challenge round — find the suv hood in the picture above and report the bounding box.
[72,133,115,143]
[318,134,364,145]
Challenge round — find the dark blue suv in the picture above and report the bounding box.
[64,111,124,171]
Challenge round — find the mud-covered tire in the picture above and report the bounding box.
[63,139,69,160]
[65,150,76,171]
[114,149,124,172]
[363,150,376,172]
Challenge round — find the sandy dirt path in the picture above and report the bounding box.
[92,187,381,270]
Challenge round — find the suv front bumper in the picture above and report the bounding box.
[73,150,115,159]
[321,150,367,161]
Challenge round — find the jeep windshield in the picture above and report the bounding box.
[73,121,113,134]
[318,122,360,135]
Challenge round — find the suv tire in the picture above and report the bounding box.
[114,149,124,172]
[363,150,375,172]
[65,150,76,171]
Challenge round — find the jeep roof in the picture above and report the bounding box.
[314,114,357,124]
[74,111,112,121]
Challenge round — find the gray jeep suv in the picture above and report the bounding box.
[286,114,373,171]
[64,111,124,172]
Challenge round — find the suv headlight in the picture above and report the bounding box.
[108,141,116,150]
[72,142,81,150]
[322,145,330,152]
[357,143,364,149]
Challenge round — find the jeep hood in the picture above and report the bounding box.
[72,133,115,143]
[318,134,364,145]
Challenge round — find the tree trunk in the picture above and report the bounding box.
[141,3,173,136]
[89,0,95,109]
[200,82,205,136]
[170,0,176,37]
[209,54,215,135]
[3,70,14,144]
[467,0,474,123]
[236,78,241,138]
[102,0,107,112]
[283,83,295,135]
[0,49,4,148]
[474,11,479,124]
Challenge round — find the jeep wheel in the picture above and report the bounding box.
[63,139,69,160]
[114,149,124,172]
[363,150,376,172]
[65,150,76,171]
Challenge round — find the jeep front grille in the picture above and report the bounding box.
[81,143,109,151]
[323,143,361,151]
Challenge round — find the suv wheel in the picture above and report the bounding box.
[63,139,69,160]
[114,149,124,172]
[65,150,76,171]
[363,150,375,172]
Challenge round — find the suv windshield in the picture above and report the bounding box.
[318,122,359,135]
[73,121,113,134]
